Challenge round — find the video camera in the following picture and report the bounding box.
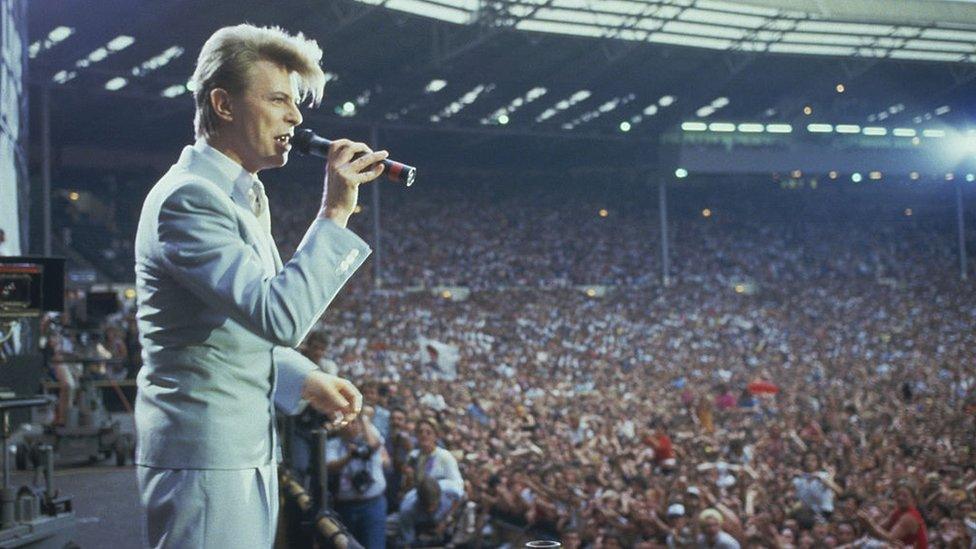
[0,257,65,320]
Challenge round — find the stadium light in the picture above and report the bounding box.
[425,79,447,93]
[104,77,128,91]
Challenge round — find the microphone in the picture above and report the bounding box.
[291,129,416,187]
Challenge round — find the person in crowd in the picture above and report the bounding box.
[326,410,389,549]
[398,477,464,547]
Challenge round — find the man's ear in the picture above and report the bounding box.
[210,88,234,124]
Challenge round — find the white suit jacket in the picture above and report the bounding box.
[134,140,370,469]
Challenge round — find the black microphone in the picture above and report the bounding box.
[291,129,416,187]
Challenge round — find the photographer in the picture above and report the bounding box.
[326,408,390,549]
[398,477,464,548]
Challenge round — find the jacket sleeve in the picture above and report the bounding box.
[273,346,317,415]
[155,180,370,347]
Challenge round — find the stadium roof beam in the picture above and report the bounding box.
[353,0,976,64]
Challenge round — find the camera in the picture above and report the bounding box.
[351,469,374,493]
[351,443,373,460]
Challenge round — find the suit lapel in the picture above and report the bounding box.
[181,145,278,275]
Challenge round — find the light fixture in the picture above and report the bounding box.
[675,168,688,178]
[52,70,77,84]
[425,79,447,93]
[682,122,707,131]
[104,77,128,91]
[536,89,589,122]
[828,171,838,179]
[835,83,845,93]
[106,35,135,51]
[161,84,186,98]
[49,26,74,42]
[487,87,547,125]
[702,208,712,218]
[803,106,813,116]
[30,26,75,59]
[910,171,920,180]
[132,46,185,77]
[807,123,833,133]
[619,121,631,132]
[599,209,609,217]
[851,172,862,182]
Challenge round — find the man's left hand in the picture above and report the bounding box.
[301,370,362,428]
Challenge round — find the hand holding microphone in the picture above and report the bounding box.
[293,128,416,186]
[311,137,387,226]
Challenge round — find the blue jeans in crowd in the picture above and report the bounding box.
[336,495,388,549]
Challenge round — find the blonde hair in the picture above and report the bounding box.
[189,24,325,139]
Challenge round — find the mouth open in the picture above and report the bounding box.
[274,134,291,145]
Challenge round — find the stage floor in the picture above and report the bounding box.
[10,464,143,548]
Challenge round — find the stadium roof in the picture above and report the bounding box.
[25,0,976,168]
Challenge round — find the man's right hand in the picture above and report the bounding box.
[318,139,389,227]
[301,370,363,428]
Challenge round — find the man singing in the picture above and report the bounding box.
[134,24,388,548]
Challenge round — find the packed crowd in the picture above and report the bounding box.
[270,177,976,547]
[50,171,976,546]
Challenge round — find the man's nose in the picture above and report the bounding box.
[287,102,303,127]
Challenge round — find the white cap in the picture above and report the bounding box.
[667,503,686,517]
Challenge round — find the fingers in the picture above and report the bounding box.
[341,379,364,416]
[331,140,371,167]
[349,150,389,174]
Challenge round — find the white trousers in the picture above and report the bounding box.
[137,464,278,549]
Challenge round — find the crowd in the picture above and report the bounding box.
[49,170,976,546]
